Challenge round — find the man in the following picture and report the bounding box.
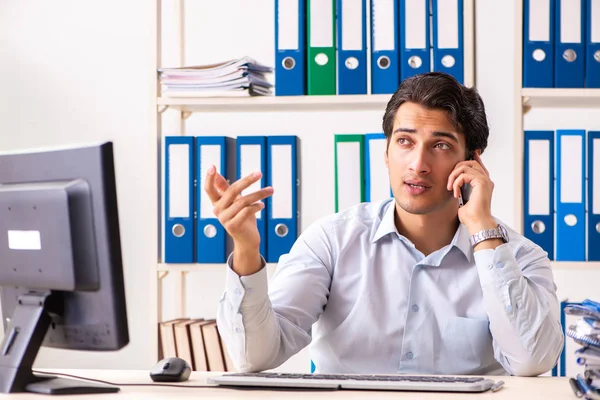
[205,72,564,376]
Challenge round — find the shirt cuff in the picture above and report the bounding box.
[225,252,269,311]
[474,243,523,287]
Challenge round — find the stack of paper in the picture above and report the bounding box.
[565,299,600,398]
[158,57,273,97]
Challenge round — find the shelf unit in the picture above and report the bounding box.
[152,0,475,364]
[513,0,600,266]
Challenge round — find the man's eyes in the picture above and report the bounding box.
[396,138,451,150]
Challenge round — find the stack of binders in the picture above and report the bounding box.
[564,300,600,398]
[334,133,392,212]
[163,135,299,264]
[523,0,600,88]
[275,0,467,96]
[523,130,600,261]
[158,57,273,97]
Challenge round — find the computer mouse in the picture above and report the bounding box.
[149,357,192,382]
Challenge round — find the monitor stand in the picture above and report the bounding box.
[0,290,119,394]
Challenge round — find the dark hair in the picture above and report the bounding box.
[382,72,489,158]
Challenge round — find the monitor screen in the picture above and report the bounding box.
[0,142,129,394]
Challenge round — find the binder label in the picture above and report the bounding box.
[405,0,427,49]
[342,0,363,50]
[310,0,334,47]
[199,145,221,218]
[278,0,300,50]
[560,135,583,203]
[593,0,600,42]
[528,140,550,215]
[560,0,582,43]
[168,144,190,218]
[337,142,362,211]
[529,0,551,41]
[437,0,459,49]
[369,138,390,202]
[271,145,293,219]
[595,139,600,213]
[240,144,263,217]
[373,0,395,51]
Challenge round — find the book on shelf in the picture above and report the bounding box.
[158,317,237,372]
[158,57,273,98]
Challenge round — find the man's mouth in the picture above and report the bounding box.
[405,180,431,189]
[407,183,428,189]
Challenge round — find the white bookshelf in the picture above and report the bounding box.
[152,0,474,367]
[513,0,600,267]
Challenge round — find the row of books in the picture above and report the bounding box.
[159,318,235,372]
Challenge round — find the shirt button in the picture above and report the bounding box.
[411,305,419,312]
[234,288,242,296]
[496,261,505,269]
[406,352,414,360]
[235,327,242,333]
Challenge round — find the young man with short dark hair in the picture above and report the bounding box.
[206,72,563,377]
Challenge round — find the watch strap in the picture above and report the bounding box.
[470,225,507,247]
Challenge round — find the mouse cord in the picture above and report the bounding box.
[31,369,216,389]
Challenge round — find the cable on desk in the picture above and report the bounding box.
[31,370,216,389]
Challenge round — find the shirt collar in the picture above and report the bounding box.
[371,199,398,243]
[450,223,473,262]
[371,199,473,262]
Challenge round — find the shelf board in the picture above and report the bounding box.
[521,88,600,108]
[157,94,393,113]
[550,261,600,270]
[158,263,277,273]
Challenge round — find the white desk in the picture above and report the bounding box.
[6,370,573,399]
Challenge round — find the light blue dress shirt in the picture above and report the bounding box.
[217,199,564,376]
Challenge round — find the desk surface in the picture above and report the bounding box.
[2,370,573,399]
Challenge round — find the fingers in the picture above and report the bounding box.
[473,151,490,176]
[452,172,476,198]
[204,165,222,203]
[217,186,274,223]
[219,171,264,208]
[213,171,230,194]
[447,162,485,191]
[223,202,265,232]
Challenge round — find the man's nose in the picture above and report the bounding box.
[408,147,431,174]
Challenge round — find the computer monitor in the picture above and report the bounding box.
[0,141,129,394]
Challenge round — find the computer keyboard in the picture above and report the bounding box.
[208,372,503,393]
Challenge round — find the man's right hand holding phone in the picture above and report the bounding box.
[204,165,274,276]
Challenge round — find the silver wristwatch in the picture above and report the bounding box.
[469,224,509,247]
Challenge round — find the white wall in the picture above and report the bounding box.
[1,0,597,376]
[0,1,157,369]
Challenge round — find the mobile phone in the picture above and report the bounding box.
[458,183,472,207]
[458,152,474,207]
